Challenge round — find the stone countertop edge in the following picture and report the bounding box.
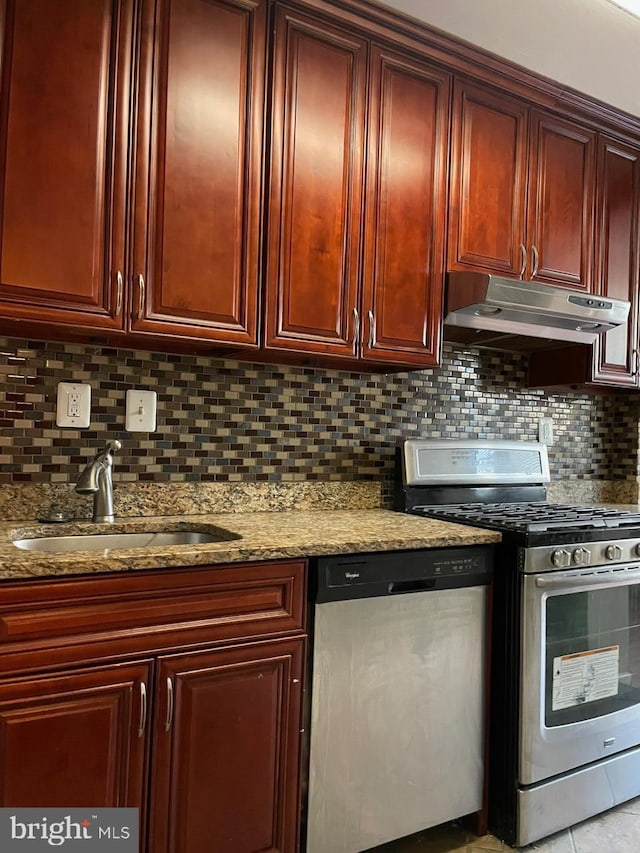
[0,509,501,582]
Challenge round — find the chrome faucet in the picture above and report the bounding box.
[75,440,122,523]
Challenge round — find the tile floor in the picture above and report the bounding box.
[367,797,640,852]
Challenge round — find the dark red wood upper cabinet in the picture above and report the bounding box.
[264,5,367,358]
[528,133,639,392]
[0,661,151,810]
[130,0,265,346]
[148,637,304,853]
[265,13,450,367]
[449,81,596,292]
[0,0,133,332]
[448,82,529,278]
[591,136,640,387]
[361,46,450,367]
[527,112,596,290]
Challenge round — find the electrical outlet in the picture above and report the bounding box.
[56,382,91,428]
[125,389,157,432]
[538,417,554,446]
[67,391,81,418]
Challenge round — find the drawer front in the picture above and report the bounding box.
[0,561,306,674]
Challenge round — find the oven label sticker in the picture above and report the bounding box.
[552,645,619,711]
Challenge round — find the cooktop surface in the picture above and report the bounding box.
[412,502,640,534]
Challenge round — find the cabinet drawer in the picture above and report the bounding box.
[0,561,306,670]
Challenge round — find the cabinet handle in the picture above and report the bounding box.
[165,677,174,731]
[519,244,527,278]
[368,309,376,349]
[137,274,145,319]
[352,307,360,356]
[633,349,639,376]
[115,271,123,317]
[531,245,539,279]
[137,681,147,738]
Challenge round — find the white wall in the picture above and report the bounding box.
[380,0,640,119]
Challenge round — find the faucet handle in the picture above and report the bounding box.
[105,440,122,455]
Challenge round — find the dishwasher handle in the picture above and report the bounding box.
[389,579,436,594]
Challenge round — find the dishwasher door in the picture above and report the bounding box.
[306,585,487,853]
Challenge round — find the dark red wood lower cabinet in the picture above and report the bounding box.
[0,661,151,809]
[148,637,304,853]
[0,561,307,852]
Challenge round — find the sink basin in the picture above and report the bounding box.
[12,529,239,553]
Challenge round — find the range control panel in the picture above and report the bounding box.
[523,538,640,573]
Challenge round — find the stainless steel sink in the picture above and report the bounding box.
[12,529,239,553]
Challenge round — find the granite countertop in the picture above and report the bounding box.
[0,509,501,582]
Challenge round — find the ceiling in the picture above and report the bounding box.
[378,0,640,119]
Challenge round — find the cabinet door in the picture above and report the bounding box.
[264,6,367,357]
[131,0,265,346]
[149,637,304,853]
[527,112,596,290]
[591,136,640,387]
[0,0,133,332]
[448,81,529,277]
[0,661,151,809]
[360,46,450,367]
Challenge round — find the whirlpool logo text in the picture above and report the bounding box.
[0,809,138,851]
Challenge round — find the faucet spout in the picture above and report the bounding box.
[75,440,121,523]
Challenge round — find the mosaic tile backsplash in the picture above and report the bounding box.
[1,336,637,510]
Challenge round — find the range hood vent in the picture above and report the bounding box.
[443,272,630,352]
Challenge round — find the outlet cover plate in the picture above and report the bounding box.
[56,382,91,428]
[538,417,554,446]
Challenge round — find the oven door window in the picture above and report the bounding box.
[545,584,640,727]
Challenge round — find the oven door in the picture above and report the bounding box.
[520,564,640,785]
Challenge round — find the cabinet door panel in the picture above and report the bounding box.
[448,82,528,276]
[0,662,150,808]
[361,47,449,366]
[528,113,595,290]
[132,0,264,344]
[592,137,640,386]
[149,638,304,853]
[0,0,131,330]
[265,7,366,356]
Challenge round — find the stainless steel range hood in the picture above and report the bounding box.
[444,272,630,352]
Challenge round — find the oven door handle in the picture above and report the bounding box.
[535,568,640,589]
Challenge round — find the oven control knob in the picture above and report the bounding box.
[635,543,640,558]
[551,549,572,568]
[605,544,623,561]
[573,547,592,565]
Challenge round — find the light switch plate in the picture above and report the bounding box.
[56,382,91,428]
[126,389,157,432]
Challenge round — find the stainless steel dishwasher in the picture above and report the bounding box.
[306,546,492,853]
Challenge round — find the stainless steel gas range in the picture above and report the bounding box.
[395,439,640,848]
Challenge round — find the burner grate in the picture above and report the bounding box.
[415,502,640,534]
